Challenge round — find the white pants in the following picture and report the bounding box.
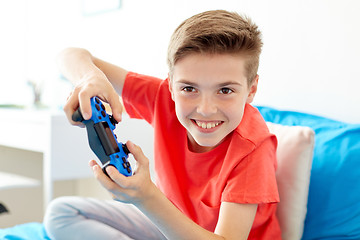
[43,196,167,240]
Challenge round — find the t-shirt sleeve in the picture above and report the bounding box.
[122,71,163,125]
[221,135,279,204]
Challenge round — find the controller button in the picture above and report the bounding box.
[115,155,119,158]
[95,104,100,111]
[101,104,105,111]
[95,98,100,104]
[101,111,106,117]
[126,168,131,173]
[122,157,126,163]
[98,116,102,120]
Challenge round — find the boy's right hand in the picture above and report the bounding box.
[63,69,123,126]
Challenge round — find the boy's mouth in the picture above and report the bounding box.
[192,120,223,129]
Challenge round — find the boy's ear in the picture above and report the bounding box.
[246,75,259,103]
[168,74,175,101]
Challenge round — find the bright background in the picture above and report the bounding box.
[1,0,359,123]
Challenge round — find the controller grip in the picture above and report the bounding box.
[72,109,84,122]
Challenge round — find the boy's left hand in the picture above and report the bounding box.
[90,141,155,205]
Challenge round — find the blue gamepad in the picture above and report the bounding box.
[72,96,132,177]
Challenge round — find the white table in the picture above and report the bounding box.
[0,108,96,207]
[0,108,154,208]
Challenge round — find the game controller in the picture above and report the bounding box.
[72,96,132,177]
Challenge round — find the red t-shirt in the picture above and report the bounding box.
[122,72,281,239]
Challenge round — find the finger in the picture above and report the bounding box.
[78,90,93,120]
[89,161,115,190]
[89,159,98,168]
[90,161,129,200]
[106,166,129,188]
[106,93,123,122]
[126,141,149,167]
[63,91,83,126]
[66,90,73,101]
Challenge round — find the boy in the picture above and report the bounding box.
[44,10,281,239]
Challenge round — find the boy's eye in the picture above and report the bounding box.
[219,88,233,94]
[182,86,196,92]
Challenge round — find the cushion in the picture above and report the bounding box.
[266,122,314,240]
[0,222,50,240]
[258,106,360,240]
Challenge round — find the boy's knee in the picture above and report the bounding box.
[43,196,81,238]
[44,196,79,219]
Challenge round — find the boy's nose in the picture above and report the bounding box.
[197,95,217,116]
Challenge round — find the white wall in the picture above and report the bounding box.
[1,0,359,123]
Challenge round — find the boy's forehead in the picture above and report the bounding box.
[173,53,246,70]
[171,53,248,84]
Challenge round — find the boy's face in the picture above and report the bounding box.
[169,53,258,153]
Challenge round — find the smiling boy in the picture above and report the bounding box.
[170,53,256,153]
[45,10,281,240]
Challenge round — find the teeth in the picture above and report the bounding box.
[196,121,220,129]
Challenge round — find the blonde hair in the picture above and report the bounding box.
[167,10,263,86]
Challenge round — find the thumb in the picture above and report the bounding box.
[126,141,149,166]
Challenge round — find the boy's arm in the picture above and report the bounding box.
[58,47,128,124]
[92,141,257,240]
[215,202,257,239]
[137,187,257,240]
